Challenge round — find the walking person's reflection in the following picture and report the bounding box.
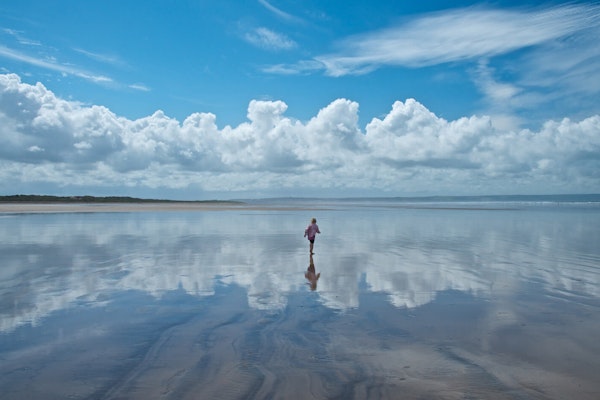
[305,254,320,291]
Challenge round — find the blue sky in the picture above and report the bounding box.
[1,1,599,199]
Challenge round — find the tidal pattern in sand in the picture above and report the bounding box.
[1,203,599,399]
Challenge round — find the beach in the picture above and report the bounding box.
[1,201,599,399]
[0,202,313,214]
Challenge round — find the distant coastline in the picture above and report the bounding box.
[1,194,600,204]
[0,194,243,205]
[1,194,598,214]
[246,194,600,204]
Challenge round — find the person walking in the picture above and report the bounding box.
[304,217,320,254]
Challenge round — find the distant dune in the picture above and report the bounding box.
[0,194,242,204]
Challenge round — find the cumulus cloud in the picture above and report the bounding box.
[1,73,599,197]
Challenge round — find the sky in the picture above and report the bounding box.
[0,0,599,199]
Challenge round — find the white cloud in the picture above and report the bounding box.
[315,4,600,76]
[0,45,113,84]
[3,28,41,46]
[1,73,599,197]
[261,59,324,75]
[73,48,126,67]
[244,27,297,51]
[257,0,304,24]
[128,83,150,92]
[474,60,521,105]
[264,5,600,122]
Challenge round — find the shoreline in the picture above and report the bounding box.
[0,202,324,214]
[2,199,597,214]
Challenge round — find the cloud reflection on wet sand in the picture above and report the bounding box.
[0,205,599,399]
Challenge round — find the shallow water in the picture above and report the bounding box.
[1,203,599,399]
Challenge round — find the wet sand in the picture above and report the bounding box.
[0,200,521,214]
[4,287,597,400]
[1,203,599,399]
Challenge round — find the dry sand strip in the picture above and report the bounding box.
[0,202,325,214]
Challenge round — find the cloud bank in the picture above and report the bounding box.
[1,73,599,197]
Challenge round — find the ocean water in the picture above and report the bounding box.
[1,201,599,399]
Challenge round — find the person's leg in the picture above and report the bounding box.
[309,240,314,254]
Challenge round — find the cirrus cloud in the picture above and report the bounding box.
[244,27,297,51]
[316,4,600,76]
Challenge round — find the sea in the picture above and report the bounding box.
[1,196,599,399]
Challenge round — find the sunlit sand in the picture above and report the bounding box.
[0,202,318,214]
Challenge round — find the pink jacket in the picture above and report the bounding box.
[304,223,320,240]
